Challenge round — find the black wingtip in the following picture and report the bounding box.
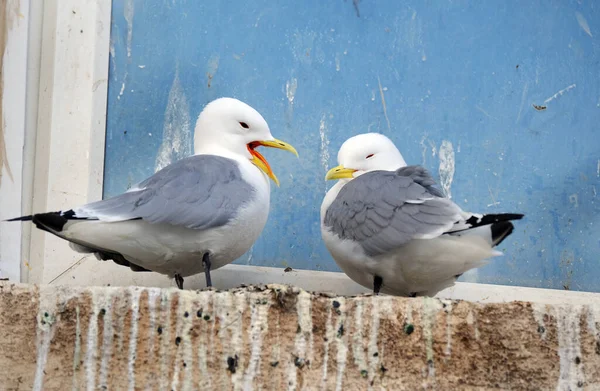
[466,213,524,228]
[491,221,516,246]
[5,215,33,222]
[32,212,70,233]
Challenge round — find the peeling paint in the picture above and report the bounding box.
[438,140,455,199]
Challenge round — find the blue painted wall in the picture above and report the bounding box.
[105,0,600,292]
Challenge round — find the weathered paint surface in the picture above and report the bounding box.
[104,1,600,291]
[1,283,600,390]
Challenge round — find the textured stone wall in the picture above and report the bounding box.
[0,282,599,390]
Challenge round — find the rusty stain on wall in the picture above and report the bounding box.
[0,0,20,186]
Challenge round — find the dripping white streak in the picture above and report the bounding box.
[367,298,380,389]
[33,299,57,390]
[286,78,298,105]
[334,298,348,391]
[320,303,334,390]
[352,300,367,372]
[197,292,212,390]
[443,300,452,357]
[85,296,101,391]
[243,295,271,389]
[555,304,585,390]
[319,115,330,189]
[71,306,82,391]
[97,291,115,390]
[159,291,173,391]
[127,288,142,391]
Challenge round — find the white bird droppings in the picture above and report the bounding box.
[555,305,585,390]
[286,78,298,105]
[438,140,455,199]
[575,12,593,37]
[155,71,192,172]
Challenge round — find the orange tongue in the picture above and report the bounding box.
[248,144,273,174]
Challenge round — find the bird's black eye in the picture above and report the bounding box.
[239,122,249,129]
[366,154,374,159]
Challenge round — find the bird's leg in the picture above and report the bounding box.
[202,252,212,287]
[373,275,383,295]
[174,274,184,290]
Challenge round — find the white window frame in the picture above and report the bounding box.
[3,0,598,304]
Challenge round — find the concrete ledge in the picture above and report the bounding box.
[0,283,599,390]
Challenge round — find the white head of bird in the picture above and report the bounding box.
[325,133,406,181]
[193,97,298,186]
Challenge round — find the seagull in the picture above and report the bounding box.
[320,133,523,297]
[8,97,298,289]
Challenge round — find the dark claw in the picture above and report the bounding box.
[175,274,184,290]
[373,275,383,295]
[202,252,212,287]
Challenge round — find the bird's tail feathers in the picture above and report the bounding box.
[447,215,521,248]
[5,215,33,222]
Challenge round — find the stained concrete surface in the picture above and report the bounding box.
[0,282,599,390]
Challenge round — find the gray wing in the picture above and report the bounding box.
[73,155,255,230]
[323,165,462,256]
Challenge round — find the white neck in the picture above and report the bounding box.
[320,180,349,224]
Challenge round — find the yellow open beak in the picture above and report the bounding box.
[248,138,298,186]
[325,165,357,181]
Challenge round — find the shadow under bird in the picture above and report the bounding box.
[320,133,523,297]
[8,97,298,289]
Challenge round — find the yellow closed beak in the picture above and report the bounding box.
[325,165,357,180]
[248,138,298,186]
